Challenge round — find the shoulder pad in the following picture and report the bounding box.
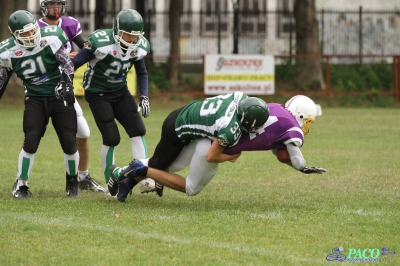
[0,38,15,53]
[137,36,150,53]
[85,29,113,53]
[40,26,68,45]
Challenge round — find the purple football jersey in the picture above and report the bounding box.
[223,103,304,155]
[38,16,82,53]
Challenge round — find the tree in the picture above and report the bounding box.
[293,0,325,90]
[0,1,28,101]
[167,0,183,91]
[1,1,28,41]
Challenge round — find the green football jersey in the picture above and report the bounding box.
[175,92,247,147]
[0,26,68,97]
[81,29,150,93]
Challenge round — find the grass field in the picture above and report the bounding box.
[0,98,399,265]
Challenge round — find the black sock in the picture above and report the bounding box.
[128,178,139,188]
[136,166,148,177]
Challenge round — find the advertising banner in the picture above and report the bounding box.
[204,54,275,95]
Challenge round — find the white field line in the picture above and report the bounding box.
[2,212,319,263]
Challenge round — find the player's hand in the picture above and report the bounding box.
[300,167,326,174]
[229,152,241,163]
[69,52,78,59]
[54,82,64,100]
[138,96,150,118]
[63,83,75,107]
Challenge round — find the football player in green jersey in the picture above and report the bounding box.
[72,9,155,193]
[107,92,270,202]
[0,10,79,199]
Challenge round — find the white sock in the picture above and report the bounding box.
[79,170,89,180]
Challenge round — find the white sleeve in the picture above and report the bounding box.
[286,142,306,171]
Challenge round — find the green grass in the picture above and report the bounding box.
[0,99,399,265]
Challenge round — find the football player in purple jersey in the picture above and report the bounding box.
[38,0,104,192]
[110,95,326,199]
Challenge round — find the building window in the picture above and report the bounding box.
[277,0,294,37]
[181,0,193,36]
[201,0,228,36]
[239,0,267,36]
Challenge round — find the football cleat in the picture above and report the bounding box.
[155,182,164,197]
[107,165,120,197]
[117,178,134,202]
[66,174,80,197]
[139,178,156,194]
[12,179,31,199]
[117,159,146,181]
[78,174,105,193]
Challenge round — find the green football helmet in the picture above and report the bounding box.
[237,97,269,133]
[113,9,144,50]
[8,10,41,48]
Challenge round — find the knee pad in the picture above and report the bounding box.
[60,133,78,154]
[103,132,121,147]
[23,133,42,153]
[23,141,39,154]
[76,115,90,138]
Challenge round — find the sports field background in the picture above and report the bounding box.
[0,98,399,265]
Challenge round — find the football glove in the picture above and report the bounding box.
[54,82,64,100]
[138,96,150,118]
[300,167,326,174]
[55,82,75,107]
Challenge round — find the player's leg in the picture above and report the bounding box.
[108,107,188,201]
[167,139,199,173]
[113,90,157,195]
[51,98,80,197]
[134,138,217,196]
[185,138,218,196]
[74,100,104,192]
[85,91,120,183]
[13,98,46,199]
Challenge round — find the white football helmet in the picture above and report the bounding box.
[285,95,317,135]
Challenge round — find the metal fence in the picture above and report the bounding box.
[44,8,400,60]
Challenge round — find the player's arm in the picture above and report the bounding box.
[206,139,241,163]
[133,59,148,97]
[284,142,326,174]
[54,45,74,84]
[72,34,85,50]
[0,67,13,100]
[134,58,151,118]
[72,49,95,70]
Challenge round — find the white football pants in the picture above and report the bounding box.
[74,100,90,138]
[168,138,219,196]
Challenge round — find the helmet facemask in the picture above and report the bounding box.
[113,9,144,51]
[10,22,41,48]
[114,22,143,50]
[40,0,68,20]
[300,116,315,135]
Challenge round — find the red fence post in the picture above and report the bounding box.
[326,55,331,97]
[394,56,399,102]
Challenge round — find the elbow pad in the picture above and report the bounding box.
[290,155,306,171]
